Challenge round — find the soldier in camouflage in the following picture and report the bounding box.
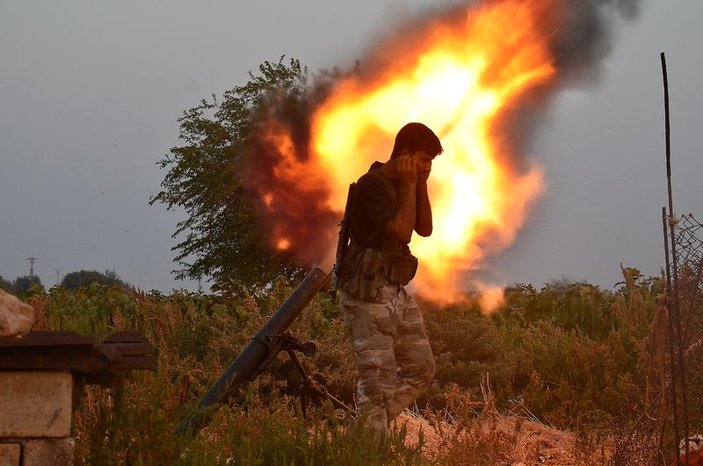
[340,122,443,432]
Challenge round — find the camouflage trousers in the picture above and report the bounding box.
[341,284,435,432]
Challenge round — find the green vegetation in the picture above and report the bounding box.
[150,58,311,285]
[60,269,130,290]
[22,267,701,464]
[1,269,128,295]
[7,274,44,294]
[0,275,13,292]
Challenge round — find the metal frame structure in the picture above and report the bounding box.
[660,52,703,466]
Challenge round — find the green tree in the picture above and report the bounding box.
[60,270,130,290]
[12,275,44,295]
[0,275,13,293]
[151,57,309,286]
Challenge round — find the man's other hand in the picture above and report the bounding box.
[386,156,418,187]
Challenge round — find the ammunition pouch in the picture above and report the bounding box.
[341,247,386,301]
[383,252,418,285]
[340,244,418,302]
[379,238,418,286]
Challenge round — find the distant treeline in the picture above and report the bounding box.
[0,269,129,294]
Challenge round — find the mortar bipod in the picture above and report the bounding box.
[279,334,355,420]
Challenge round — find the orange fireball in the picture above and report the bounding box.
[254,0,560,308]
[310,1,555,305]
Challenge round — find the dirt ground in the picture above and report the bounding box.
[397,411,614,465]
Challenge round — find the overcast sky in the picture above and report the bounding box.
[1,0,701,292]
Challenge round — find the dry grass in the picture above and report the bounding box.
[24,269,701,465]
[397,409,613,465]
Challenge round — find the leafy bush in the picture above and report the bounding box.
[60,269,130,290]
[422,303,511,407]
[12,274,44,295]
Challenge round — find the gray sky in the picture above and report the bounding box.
[1,0,701,292]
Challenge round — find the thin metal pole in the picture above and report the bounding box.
[26,257,38,277]
[663,207,680,464]
[661,51,689,464]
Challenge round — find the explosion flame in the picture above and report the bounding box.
[246,0,641,309]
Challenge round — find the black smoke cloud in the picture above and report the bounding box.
[551,0,643,85]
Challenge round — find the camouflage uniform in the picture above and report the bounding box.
[341,283,435,432]
[339,159,436,432]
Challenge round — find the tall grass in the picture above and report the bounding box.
[21,267,701,464]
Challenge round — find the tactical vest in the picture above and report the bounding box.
[340,168,419,300]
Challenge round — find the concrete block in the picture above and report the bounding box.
[0,372,72,437]
[0,443,20,466]
[22,438,74,466]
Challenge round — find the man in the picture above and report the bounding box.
[340,122,442,432]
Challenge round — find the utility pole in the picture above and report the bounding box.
[26,257,38,277]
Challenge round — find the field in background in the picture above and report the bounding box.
[20,267,701,465]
